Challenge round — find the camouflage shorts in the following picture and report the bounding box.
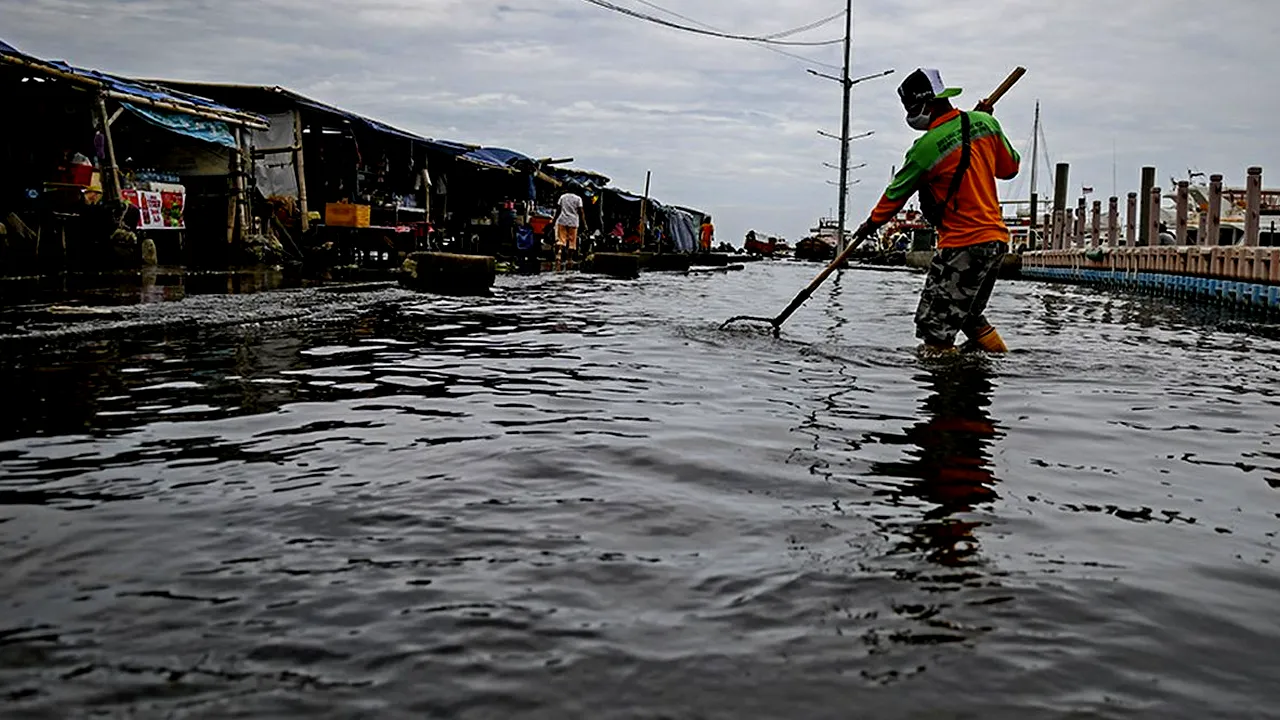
[914,240,1007,346]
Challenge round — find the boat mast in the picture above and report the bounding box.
[1029,100,1040,247]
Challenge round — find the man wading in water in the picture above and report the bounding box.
[853,68,1021,356]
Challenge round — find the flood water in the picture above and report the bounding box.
[1,262,1278,719]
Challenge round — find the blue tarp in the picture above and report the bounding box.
[0,37,265,131]
[242,86,505,167]
[121,101,237,148]
[459,146,536,172]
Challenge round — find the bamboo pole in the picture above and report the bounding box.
[237,127,251,241]
[94,94,123,203]
[293,110,310,234]
[227,128,242,244]
[639,170,652,242]
[0,53,268,129]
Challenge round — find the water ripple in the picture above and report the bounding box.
[2,266,1279,718]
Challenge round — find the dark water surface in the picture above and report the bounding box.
[2,263,1278,719]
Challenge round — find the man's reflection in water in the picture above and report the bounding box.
[870,355,1001,567]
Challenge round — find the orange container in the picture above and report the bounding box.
[529,215,552,235]
[325,202,371,228]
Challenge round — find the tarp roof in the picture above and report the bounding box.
[461,147,535,168]
[0,38,268,130]
[137,81,513,170]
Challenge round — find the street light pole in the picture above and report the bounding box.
[835,0,853,254]
[809,40,891,255]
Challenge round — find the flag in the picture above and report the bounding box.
[1082,186,1094,195]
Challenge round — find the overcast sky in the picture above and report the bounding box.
[5,0,1277,245]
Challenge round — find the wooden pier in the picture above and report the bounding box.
[1020,165,1280,310]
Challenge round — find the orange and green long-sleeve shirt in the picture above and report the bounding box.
[870,109,1020,249]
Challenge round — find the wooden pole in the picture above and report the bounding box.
[1126,192,1138,247]
[1075,197,1087,247]
[1148,186,1162,247]
[1245,166,1262,247]
[94,94,123,203]
[1052,163,1070,251]
[293,110,310,234]
[1042,212,1051,250]
[1107,196,1119,245]
[1175,180,1190,245]
[1139,166,1156,246]
[639,170,652,242]
[1205,173,1223,247]
[0,53,268,129]
[240,127,253,241]
[228,129,243,244]
[1091,199,1102,247]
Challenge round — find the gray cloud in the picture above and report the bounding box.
[4,0,1277,245]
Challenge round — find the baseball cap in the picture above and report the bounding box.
[897,68,963,108]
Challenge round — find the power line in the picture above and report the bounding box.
[578,0,845,46]
[628,0,844,69]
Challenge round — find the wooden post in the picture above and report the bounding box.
[1125,192,1138,247]
[293,110,310,234]
[639,169,652,241]
[1030,191,1039,245]
[1205,174,1223,247]
[1175,180,1189,245]
[238,128,252,242]
[1245,166,1262,247]
[228,128,245,244]
[1091,200,1102,247]
[1052,163,1070,252]
[1148,186,1161,247]
[1107,196,1119,245]
[1042,212,1051,251]
[94,94,123,203]
[1076,197,1087,247]
[1139,166,1156,246]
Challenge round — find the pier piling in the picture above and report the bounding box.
[1206,174,1223,247]
[1139,166,1156,246]
[1076,198,1087,248]
[1108,196,1119,246]
[1126,192,1137,247]
[1147,187,1161,247]
[1245,167,1262,247]
[1019,164,1279,313]
[1175,181,1190,245]
[1091,200,1102,248]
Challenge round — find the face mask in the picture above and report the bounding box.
[906,105,932,131]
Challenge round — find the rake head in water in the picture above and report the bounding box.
[719,314,781,335]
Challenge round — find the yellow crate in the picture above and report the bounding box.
[325,202,371,228]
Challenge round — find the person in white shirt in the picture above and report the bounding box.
[554,191,587,264]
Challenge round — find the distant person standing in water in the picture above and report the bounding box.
[554,190,587,267]
[851,68,1020,356]
[700,216,714,253]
